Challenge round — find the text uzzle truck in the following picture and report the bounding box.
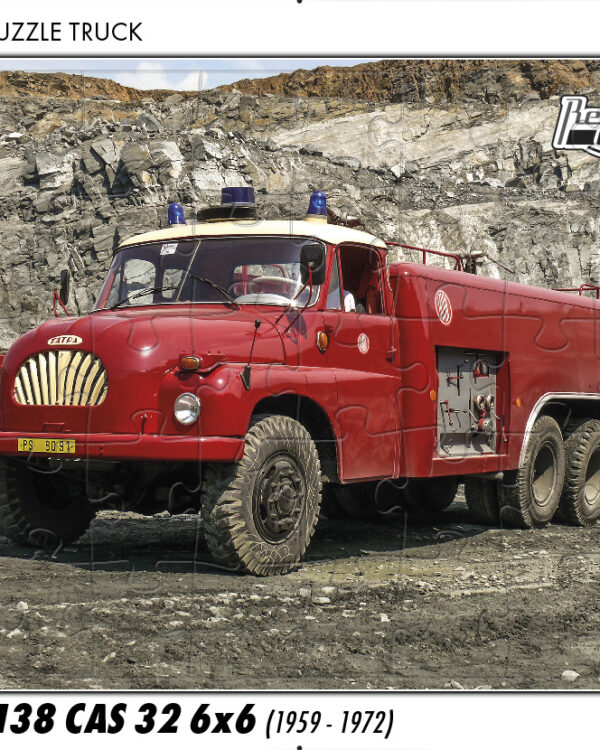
[0,186,599,575]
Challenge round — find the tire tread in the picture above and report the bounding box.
[464,476,500,525]
[500,415,565,528]
[0,458,93,547]
[557,418,600,526]
[201,415,321,576]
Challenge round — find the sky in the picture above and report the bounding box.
[0,58,382,91]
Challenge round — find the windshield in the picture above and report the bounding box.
[94,236,323,311]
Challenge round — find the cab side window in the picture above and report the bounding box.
[338,244,385,314]
[326,253,342,309]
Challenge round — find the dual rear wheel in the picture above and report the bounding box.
[465,416,600,528]
[558,418,600,526]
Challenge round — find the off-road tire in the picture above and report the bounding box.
[401,477,460,515]
[500,415,565,528]
[373,478,410,516]
[0,457,95,549]
[557,419,600,526]
[464,476,500,525]
[201,415,321,576]
[320,484,348,519]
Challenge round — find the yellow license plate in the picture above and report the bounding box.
[17,437,76,455]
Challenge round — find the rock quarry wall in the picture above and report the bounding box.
[222,59,600,104]
[0,72,599,347]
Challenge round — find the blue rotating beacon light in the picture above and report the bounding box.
[305,190,328,223]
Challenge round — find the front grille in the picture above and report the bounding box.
[14,350,108,406]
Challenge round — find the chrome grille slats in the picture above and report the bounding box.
[72,353,94,406]
[47,350,57,406]
[89,370,108,406]
[57,350,70,404]
[38,352,49,405]
[64,351,83,404]
[13,378,25,405]
[82,359,102,405]
[28,358,42,405]
[13,350,108,406]
[20,366,34,404]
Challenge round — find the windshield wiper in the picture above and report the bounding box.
[188,275,239,309]
[109,285,178,310]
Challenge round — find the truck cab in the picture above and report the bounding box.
[0,188,406,574]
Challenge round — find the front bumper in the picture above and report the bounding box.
[0,432,245,462]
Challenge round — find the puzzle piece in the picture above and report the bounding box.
[3,60,600,692]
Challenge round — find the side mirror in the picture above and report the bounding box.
[300,243,326,286]
[59,269,70,305]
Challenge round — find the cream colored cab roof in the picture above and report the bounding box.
[118,219,388,250]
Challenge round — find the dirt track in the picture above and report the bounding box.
[0,490,599,690]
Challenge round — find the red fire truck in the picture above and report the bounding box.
[0,186,599,575]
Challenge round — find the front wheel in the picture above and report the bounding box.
[0,458,95,549]
[201,415,322,575]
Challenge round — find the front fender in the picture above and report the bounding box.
[182,363,339,441]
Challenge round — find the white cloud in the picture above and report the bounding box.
[178,69,208,92]
[111,62,207,92]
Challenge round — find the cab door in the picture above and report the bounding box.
[324,244,400,481]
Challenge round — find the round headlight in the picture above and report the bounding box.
[174,392,201,425]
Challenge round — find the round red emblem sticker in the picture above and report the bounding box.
[357,333,370,354]
[434,289,452,326]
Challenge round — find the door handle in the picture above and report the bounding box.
[386,346,397,362]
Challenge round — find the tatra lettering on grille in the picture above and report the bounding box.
[13,351,108,406]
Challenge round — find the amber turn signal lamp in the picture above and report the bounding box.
[429,390,437,401]
[179,354,201,371]
[316,330,329,353]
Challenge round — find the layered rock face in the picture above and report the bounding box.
[222,59,600,104]
[0,66,599,347]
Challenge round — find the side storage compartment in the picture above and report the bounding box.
[436,346,506,458]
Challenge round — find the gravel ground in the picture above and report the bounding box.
[0,490,598,690]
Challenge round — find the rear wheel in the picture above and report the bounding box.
[557,419,600,526]
[322,480,406,519]
[465,476,500,525]
[201,415,321,575]
[401,477,460,515]
[330,482,379,519]
[0,458,95,549]
[500,415,565,528]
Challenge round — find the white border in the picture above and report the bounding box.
[5,1,600,56]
